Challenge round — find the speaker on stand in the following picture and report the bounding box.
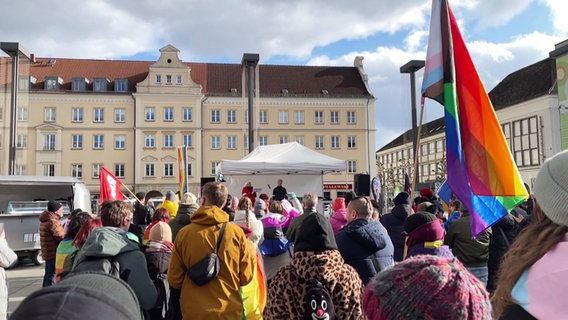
[353,174,370,196]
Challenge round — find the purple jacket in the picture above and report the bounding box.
[330,208,347,235]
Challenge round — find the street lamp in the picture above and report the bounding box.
[400,60,425,190]
[1,42,30,175]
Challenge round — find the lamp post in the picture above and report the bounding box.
[241,53,259,153]
[400,60,425,190]
[1,42,30,175]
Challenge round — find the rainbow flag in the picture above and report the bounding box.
[421,0,528,236]
[177,146,188,194]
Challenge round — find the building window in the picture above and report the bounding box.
[315,136,324,149]
[145,163,155,177]
[176,75,182,84]
[115,79,128,92]
[244,110,249,124]
[347,136,356,149]
[45,107,56,122]
[45,78,59,90]
[512,116,540,167]
[295,136,304,145]
[17,107,28,121]
[145,107,155,121]
[93,135,104,149]
[211,110,220,123]
[183,108,192,121]
[93,108,104,122]
[259,110,268,124]
[115,164,125,178]
[183,134,192,147]
[115,108,125,123]
[331,136,340,149]
[436,139,444,153]
[93,78,108,92]
[43,164,55,176]
[72,135,83,149]
[15,164,25,175]
[330,111,339,124]
[211,162,219,176]
[164,134,174,148]
[211,136,221,149]
[279,136,289,144]
[227,110,236,123]
[227,135,237,149]
[259,136,268,146]
[164,163,174,177]
[72,164,82,178]
[348,161,357,174]
[93,163,102,177]
[187,163,193,176]
[156,75,161,83]
[294,111,304,124]
[145,134,155,148]
[347,111,356,124]
[43,134,56,150]
[72,78,88,91]
[164,107,174,121]
[166,75,172,84]
[314,111,324,124]
[72,108,83,122]
[16,134,27,149]
[243,134,249,150]
[279,111,289,124]
[115,135,125,149]
[502,123,511,152]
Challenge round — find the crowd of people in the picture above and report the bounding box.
[1,150,567,319]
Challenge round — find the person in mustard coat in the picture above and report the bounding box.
[168,182,255,319]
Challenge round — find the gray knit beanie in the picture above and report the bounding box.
[534,150,568,226]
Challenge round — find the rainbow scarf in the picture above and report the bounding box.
[421,0,528,236]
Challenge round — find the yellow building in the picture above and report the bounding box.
[1,44,376,201]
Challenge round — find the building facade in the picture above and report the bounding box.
[0,44,376,202]
[377,40,568,205]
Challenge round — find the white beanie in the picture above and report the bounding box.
[534,150,568,226]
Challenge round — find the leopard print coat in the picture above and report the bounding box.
[264,250,364,319]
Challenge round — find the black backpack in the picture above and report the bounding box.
[147,273,174,320]
[304,279,336,320]
[60,251,130,282]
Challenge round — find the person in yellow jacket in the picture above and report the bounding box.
[157,190,179,219]
[168,182,255,320]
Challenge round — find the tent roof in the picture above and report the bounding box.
[219,142,347,175]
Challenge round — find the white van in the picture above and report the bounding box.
[0,175,90,266]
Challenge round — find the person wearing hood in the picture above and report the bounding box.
[39,200,65,287]
[73,200,157,311]
[265,212,364,319]
[380,192,412,262]
[169,192,199,242]
[330,197,348,234]
[234,197,264,247]
[168,182,255,320]
[157,190,179,219]
[336,196,394,285]
[403,211,454,259]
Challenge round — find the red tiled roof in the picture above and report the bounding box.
[27,57,372,97]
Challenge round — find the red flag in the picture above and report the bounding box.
[99,166,124,203]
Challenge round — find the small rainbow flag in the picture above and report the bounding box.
[177,146,188,194]
[421,0,528,236]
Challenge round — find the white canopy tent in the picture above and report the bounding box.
[217,142,347,203]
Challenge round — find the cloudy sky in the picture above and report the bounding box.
[1,0,566,150]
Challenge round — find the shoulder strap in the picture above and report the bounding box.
[214,222,227,254]
[369,253,381,273]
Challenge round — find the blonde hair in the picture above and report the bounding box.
[491,204,568,317]
[181,192,197,205]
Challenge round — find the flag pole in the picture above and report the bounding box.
[410,96,426,203]
[121,184,140,202]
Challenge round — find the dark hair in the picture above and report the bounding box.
[64,212,92,239]
[152,207,169,221]
[344,191,358,205]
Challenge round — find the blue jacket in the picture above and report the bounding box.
[335,219,394,285]
[380,204,410,262]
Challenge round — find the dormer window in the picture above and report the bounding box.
[166,75,172,84]
[176,75,182,84]
[72,77,89,91]
[156,75,162,83]
[93,78,109,92]
[115,79,129,92]
[44,76,63,90]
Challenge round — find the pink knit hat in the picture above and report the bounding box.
[332,197,346,211]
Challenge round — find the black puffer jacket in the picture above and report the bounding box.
[487,213,518,291]
[169,204,198,242]
[380,204,411,261]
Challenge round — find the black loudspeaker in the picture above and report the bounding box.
[200,177,215,187]
[354,174,370,196]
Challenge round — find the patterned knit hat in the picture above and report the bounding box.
[534,149,568,226]
[362,255,492,320]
